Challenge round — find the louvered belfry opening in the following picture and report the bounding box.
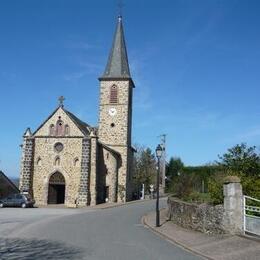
[110,85,118,104]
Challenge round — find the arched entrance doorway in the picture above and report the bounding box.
[48,172,65,204]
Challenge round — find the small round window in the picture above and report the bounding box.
[54,142,64,153]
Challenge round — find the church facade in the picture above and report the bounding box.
[19,16,135,207]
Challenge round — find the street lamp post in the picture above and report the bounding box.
[155,144,163,227]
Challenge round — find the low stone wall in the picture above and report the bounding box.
[167,197,225,234]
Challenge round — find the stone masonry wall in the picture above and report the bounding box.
[19,137,34,193]
[77,138,90,206]
[32,137,82,207]
[126,147,134,201]
[103,147,118,203]
[168,197,225,234]
[31,107,86,207]
[95,144,119,204]
[98,80,133,203]
[98,80,131,146]
[113,146,128,203]
[89,135,98,206]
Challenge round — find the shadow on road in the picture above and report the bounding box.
[0,238,84,260]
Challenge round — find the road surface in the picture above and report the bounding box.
[0,199,202,260]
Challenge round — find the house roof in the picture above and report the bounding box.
[0,171,20,194]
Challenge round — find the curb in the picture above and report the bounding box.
[142,212,214,260]
[239,233,260,243]
[89,198,152,210]
[35,198,153,210]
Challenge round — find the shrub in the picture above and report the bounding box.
[171,173,194,198]
[208,172,226,205]
[241,175,260,199]
[183,191,212,204]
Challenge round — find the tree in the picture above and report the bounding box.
[217,143,260,177]
[133,146,157,193]
[217,143,260,199]
[165,157,184,193]
[166,157,184,180]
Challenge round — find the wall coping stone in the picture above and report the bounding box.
[223,176,241,184]
[168,196,216,206]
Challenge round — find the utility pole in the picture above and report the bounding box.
[158,134,166,194]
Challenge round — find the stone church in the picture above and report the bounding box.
[19,16,135,207]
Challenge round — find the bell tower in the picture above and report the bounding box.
[98,15,135,202]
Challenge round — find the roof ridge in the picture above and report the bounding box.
[63,109,92,136]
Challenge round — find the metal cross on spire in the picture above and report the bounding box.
[58,96,65,107]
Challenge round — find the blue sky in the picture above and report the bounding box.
[0,0,260,177]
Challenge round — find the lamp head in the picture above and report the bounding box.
[156,144,163,159]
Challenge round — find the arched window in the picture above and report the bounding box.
[56,120,64,136]
[64,125,70,136]
[54,156,60,166]
[49,124,55,136]
[49,171,65,185]
[109,85,118,104]
[73,158,79,167]
[37,157,42,166]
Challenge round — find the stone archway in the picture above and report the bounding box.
[48,171,66,204]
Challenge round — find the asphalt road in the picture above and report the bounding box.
[0,199,202,260]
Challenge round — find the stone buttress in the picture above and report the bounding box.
[77,137,91,206]
[19,128,34,194]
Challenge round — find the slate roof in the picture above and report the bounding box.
[100,16,132,80]
[98,141,121,157]
[0,171,20,198]
[64,109,92,136]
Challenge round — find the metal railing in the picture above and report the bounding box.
[243,195,260,236]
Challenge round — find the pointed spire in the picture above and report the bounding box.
[23,127,32,137]
[100,16,132,80]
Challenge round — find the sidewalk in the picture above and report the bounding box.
[143,208,260,260]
